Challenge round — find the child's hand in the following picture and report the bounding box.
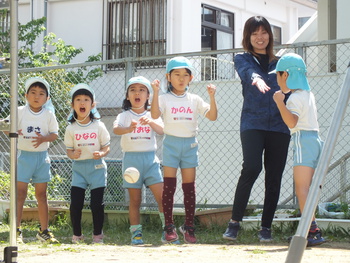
[139,116,151,125]
[93,151,103,160]
[32,132,44,148]
[207,84,216,96]
[151,79,160,93]
[73,149,82,159]
[18,129,23,135]
[129,120,137,132]
[273,90,285,104]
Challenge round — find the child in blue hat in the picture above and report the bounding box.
[151,56,218,244]
[113,76,165,245]
[64,83,111,244]
[273,53,326,247]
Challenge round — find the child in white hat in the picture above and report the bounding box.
[64,83,110,244]
[7,77,59,243]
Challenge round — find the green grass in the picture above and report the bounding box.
[0,213,349,246]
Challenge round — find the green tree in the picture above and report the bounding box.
[0,15,103,139]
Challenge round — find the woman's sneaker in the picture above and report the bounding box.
[92,233,104,244]
[36,229,59,243]
[72,234,84,244]
[179,225,197,244]
[258,227,273,242]
[223,222,240,241]
[131,230,144,245]
[163,224,179,242]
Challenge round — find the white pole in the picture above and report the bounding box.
[285,63,350,263]
[3,0,19,262]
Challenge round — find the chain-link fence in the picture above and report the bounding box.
[0,39,350,212]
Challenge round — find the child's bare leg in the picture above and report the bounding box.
[128,188,142,225]
[17,181,28,228]
[35,182,49,231]
[293,165,315,219]
[149,182,164,212]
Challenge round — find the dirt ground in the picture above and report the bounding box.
[4,241,350,263]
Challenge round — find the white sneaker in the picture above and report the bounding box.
[72,234,84,244]
[92,233,104,244]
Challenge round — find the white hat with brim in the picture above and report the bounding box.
[70,83,96,100]
[25,77,50,95]
[69,83,100,119]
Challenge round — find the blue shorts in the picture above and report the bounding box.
[292,130,323,169]
[122,151,163,189]
[72,159,107,190]
[17,150,51,183]
[162,135,198,169]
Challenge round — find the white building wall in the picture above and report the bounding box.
[18,0,103,63]
[167,0,202,54]
[337,0,350,39]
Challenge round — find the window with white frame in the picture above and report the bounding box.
[201,4,234,80]
[105,0,167,69]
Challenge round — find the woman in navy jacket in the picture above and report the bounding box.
[223,16,290,242]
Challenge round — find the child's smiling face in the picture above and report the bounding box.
[72,94,93,120]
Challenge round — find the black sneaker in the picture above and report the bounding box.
[258,227,272,242]
[307,229,326,247]
[223,222,240,241]
[36,229,59,243]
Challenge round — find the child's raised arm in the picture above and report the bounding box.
[150,79,161,119]
[205,84,218,121]
[273,90,298,128]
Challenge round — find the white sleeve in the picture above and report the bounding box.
[286,94,303,117]
[64,124,74,150]
[99,122,111,147]
[113,112,125,128]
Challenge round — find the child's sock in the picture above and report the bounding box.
[182,182,196,227]
[162,177,177,225]
[130,224,142,234]
[159,212,165,228]
[309,221,319,232]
